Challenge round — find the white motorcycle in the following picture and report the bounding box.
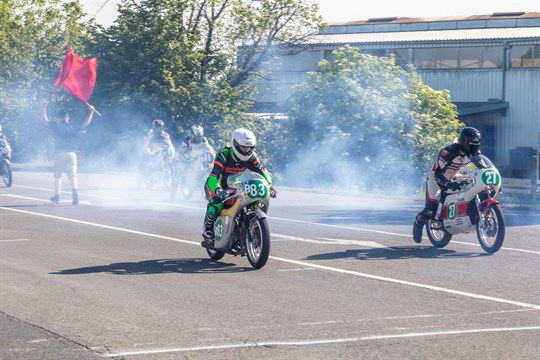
[423,155,505,254]
[203,170,271,269]
[170,142,215,200]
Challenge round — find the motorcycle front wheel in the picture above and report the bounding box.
[476,204,505,254]
[1,161,12,187]
[206,248,225,261]
[425,218,452,248]
[246,217,270,269]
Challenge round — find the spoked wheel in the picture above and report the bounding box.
[245,217,270,269]
[206,248,225,261]
[476,204,505,254]
[1,161,12,187]
[425,218,452,248]
[162,165,173,190]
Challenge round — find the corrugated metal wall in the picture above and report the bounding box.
[420,69,540,165]
[255,50,540,167]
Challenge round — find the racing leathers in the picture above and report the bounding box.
[143,129,175,160]
[202,145,272,240]
[415,141,484,225]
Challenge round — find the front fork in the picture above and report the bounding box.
[474,194,485,226]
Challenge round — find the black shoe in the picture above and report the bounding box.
[201,239,214,248]
[50,194,60,204]
[413,221,423,243]
[72,190,79,205]
[201,229,214,248]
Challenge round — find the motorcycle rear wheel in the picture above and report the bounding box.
[425,218,452,248]
[476,204,505,254]
[246,217,270,269]
[1,161,12,187]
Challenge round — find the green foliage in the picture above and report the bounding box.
[0,0,97,162]
[284,45,462,190]
[0,0,321,167]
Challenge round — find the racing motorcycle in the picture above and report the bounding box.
[203,170,271,269]
[0,139,13,187]
[422,154,505,254]
[170,143,215,200]
[136,143,173,190]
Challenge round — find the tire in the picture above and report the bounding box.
[1,161,12,187]
[206,248,225,261]
[476,204,505,254]
[245,217,271,269]
[425,218,452,248]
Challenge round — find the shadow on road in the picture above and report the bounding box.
[315,207,539,227]
[304,246,490,261]
[51,258,255,275]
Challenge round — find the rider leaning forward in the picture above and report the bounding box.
[201,128,277,247]
[413,126,486,243]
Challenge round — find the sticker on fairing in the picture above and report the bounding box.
[214,219,224,241]
[482,170,500,186]
[447,202,457,220]
[244,180,268,199]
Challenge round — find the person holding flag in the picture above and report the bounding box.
[41,103,95,205]
[42,45,98,205]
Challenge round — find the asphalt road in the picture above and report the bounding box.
[1,170,539,360]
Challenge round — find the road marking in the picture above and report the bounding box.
[271,216,540,255]
[274,233,393,249]
[4,190,538,254]
[104,326,540,357]
[1,206,539,311]
[0,239,29,243]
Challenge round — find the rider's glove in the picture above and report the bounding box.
[446,180,462,191]
[269,185,277,198]
[214,188,226,203]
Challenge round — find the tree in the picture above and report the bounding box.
[0,0,97,162]
[284,45,462,191]
[90,0,322,146]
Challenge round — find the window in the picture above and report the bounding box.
[413,46,504,70]
[459,47,482,68]
[389,48,409,67]
[413,48,435,69]
[482,46,503,68]
[435,48,459,69]
[511,45,540,68]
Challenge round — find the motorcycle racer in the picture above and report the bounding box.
[179,125,209,160]
[201,128,277,247]
[143,119,175,159]
[413,127,485,243]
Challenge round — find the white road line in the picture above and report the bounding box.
[1,206,539,311]
[4,191,538,254]
[104,326,540,357]
[270,216,540,255]
[0,239,29,243]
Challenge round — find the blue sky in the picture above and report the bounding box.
[80,0,540,27]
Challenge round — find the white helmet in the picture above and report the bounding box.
[191,125,204,137]
[231,128,256,161]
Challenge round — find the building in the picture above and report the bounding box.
[254,12,540,174]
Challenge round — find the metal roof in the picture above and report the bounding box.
[305,27,540,45]
[327,12,540,26]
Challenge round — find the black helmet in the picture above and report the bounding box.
[458,127,481,156]
[152,119,164,132]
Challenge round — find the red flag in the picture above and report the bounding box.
[54,46,97,103]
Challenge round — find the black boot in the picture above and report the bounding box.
[413,214,424,243]
[201,215,215,248]
[413,209,434,243]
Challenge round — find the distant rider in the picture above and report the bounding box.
[178,125,210,161]
[142,119,175,160]
[201,128,277,247]
[0,125,13,160]
[413,126,484,243]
